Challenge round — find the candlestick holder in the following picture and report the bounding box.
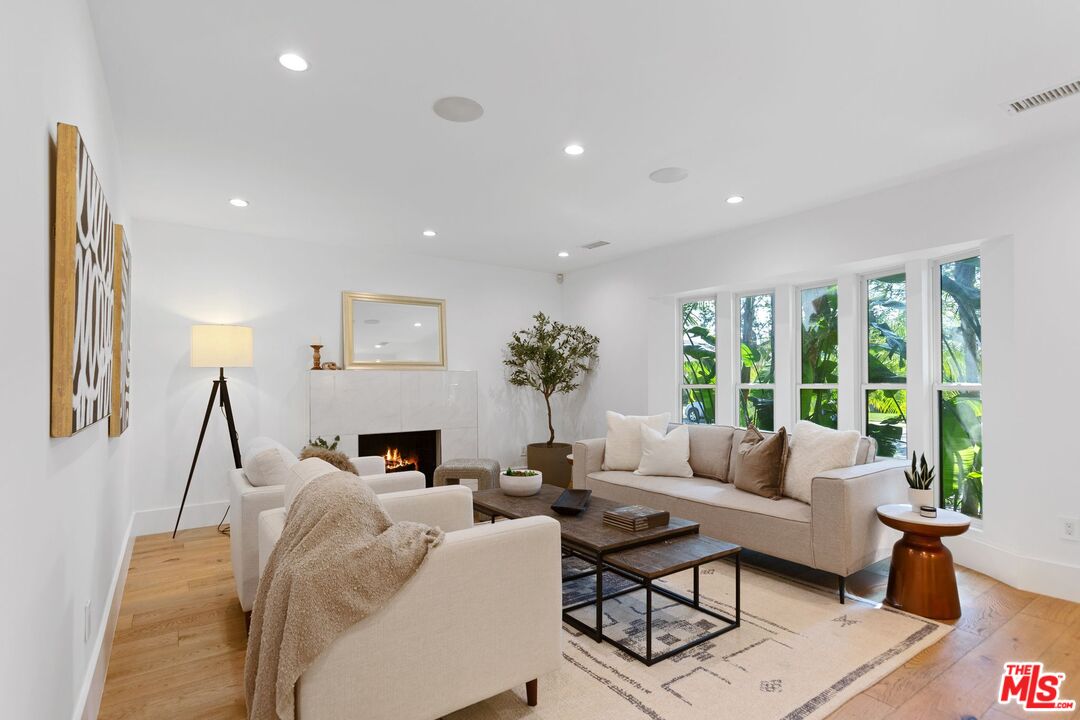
[310,344,323,370]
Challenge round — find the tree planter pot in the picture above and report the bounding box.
[527,442,572,488]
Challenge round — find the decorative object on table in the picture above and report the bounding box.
[109,224,132,437]
[550,488,592,516]
[308,435,340,451]
[310,344,323,369]
[342,292,446,370]
[173,324,253,538]
[505,312,599,487]
[299,445,357,474]
[499,467,543,496]
[321,361,339,370]
[876,503,970,619]
[904,453,935,511]
[603,505,670,532]
[50,122,115,437]
[919,505,937,518]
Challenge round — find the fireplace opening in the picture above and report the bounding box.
[357,430,439,487]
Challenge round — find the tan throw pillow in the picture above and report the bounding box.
[733,425,788,499]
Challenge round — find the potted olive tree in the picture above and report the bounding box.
[505,312,599,487]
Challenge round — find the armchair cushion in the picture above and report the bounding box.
[350,456,386,476]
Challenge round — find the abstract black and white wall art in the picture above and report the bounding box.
[110,224,131,437]
[51,122,115,437]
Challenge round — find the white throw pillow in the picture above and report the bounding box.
[244,448,295,488]
[243,437,299,473]
[635,424,693,478]
[783,421,860,504]
[602,411,671,471]
[284,457,340,513]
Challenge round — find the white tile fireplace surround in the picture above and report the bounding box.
[308,370,479,464]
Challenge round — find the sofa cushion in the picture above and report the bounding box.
[667,423,734,481]
[284,458,340,513]
[783,421,860,504]
[588,471,811,524]
[855,436,878,464]
[635,425,692,478]
[732,425,788,499]
[602,411,670,471]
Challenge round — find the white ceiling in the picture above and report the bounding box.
[88,0,1080,273]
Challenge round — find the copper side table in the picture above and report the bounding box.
[876,504,971,620]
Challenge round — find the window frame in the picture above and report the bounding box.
[861,267,908,458]
[678,294,719,425]
[931,251,983,518]
[795,280,840,428]
[733,289,776,428]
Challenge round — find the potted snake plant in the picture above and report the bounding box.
[905,453,936,511]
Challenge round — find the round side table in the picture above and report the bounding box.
[876,504,970,620]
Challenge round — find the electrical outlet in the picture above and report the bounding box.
[83,600,92,643]
[1061,516,1079,542]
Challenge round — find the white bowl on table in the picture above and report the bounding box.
[499,469,543,497]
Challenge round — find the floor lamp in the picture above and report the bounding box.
[173,324,253,538]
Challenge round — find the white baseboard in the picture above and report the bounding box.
[946,530,1080,603]
[131,498,230,537]
[73,515,135,720]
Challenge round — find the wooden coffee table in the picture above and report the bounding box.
[876,504,971,620]
[473,485,741,663]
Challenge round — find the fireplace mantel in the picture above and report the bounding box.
[308,370,478,459]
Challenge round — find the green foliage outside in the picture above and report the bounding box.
[800,285,839,428]
[739,294,775,430]
[681,300,717,424]
[867,273,908,458]
[939,257,982,517]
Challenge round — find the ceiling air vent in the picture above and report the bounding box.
[581,240,610,250]
[1004,79,1080,114]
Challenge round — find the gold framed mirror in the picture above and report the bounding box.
[342,292,447,370]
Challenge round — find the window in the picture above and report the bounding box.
[736,292,775,430]
[936,256,982,517]
[680,298,716,424]
[865,272,908,458]
[798,284,839,428]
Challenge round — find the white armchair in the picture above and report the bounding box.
[257,486,563,719]
[230,454,425,613]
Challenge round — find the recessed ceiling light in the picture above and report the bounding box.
[433,96,484,122]
[228,198,249,208]
[726,195,744,204]
[649,167,689,184]
[563,144,585,156]
[422,229,437,237]
[278,53,309,72]
[557,251,569,258]
[413,322,422,327]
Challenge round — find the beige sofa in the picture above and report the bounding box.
[573,423,907,601]
[258,486,563,718]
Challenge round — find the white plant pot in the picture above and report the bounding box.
[908,487,935,512]
[500,470,543,497]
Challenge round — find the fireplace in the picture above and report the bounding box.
[357,430,439,487]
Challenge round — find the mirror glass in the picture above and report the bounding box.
[344,294,445,368]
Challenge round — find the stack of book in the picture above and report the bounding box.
[602,505,670,532]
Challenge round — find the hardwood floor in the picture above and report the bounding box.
[98,526,1080,719]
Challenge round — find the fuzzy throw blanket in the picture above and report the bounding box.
[245,472,443,720]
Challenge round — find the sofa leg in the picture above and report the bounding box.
[526,679,538,707]
[838,575,846,604]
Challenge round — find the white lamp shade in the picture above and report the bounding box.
[190,325,253,368]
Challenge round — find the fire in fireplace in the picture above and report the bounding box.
[357,430,438,487]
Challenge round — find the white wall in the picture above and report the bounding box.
[564,135,1080,602]
[128,219,566,526]
[0,0,133,717]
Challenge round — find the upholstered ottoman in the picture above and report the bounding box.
[434,458,501,493]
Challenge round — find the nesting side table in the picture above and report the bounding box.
[876,504,971,620]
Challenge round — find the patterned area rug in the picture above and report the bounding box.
[449,557,950,720]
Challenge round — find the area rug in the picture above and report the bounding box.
[449,558,950,720]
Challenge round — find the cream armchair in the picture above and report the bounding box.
[257,485,563,719]
[230,453,425,613]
